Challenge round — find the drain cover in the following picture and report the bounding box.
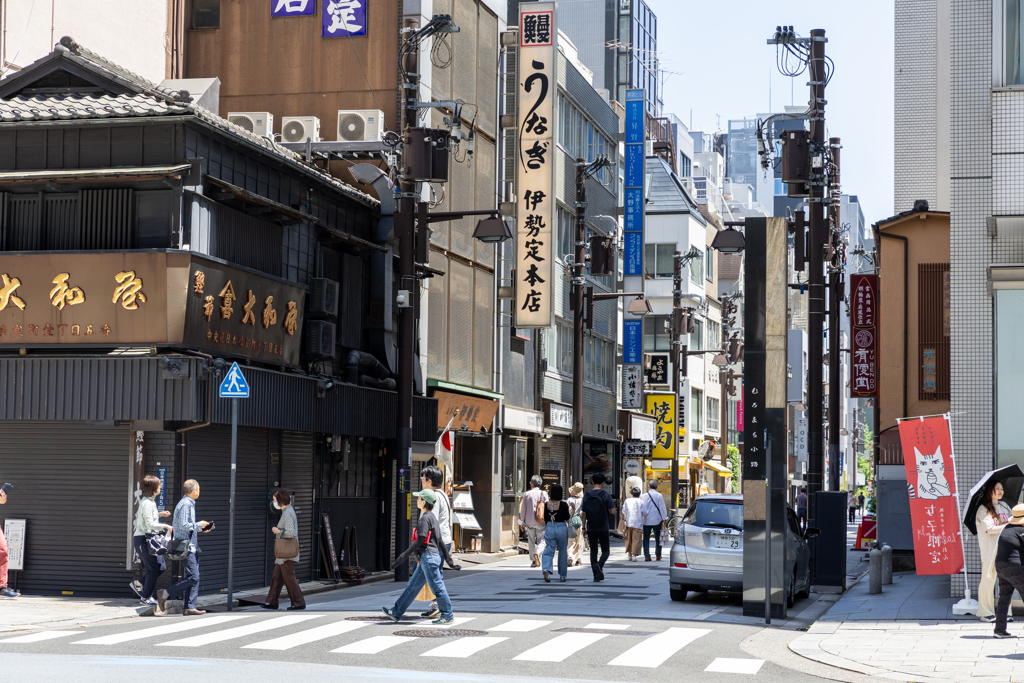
[395,629,488,638]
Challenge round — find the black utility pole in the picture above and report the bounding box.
[827,137,842,492]
[672,252,684,509]
[571,158,587,482]
[805,28,827,522]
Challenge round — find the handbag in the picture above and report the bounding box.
[167,536,190,562]
[616,517,627,535]
[416,582,436,602]
[274,537,299,559]
[566,521,577,539]
[145,531,170,557]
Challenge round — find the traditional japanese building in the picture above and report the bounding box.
[0,39,436,596]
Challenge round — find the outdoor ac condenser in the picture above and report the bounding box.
[282,116,321,143]
[337,109,385,142]
[227,112,274,137]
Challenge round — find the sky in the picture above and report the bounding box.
[648,0,895,226]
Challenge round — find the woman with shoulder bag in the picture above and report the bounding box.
[541,484,572,582]
[263,488,306,610]
[567,482,587,567]
[131,475,172,605]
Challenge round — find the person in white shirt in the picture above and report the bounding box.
[621,487,645,561]
[419,465,452,620]
[641,480,669,561]
[520,476,549,567]
[977,480,1013,621]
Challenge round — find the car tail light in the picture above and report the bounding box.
[674,563,687,568]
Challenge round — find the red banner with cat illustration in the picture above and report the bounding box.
[898,415,964,575]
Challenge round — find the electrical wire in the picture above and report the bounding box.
[346,30,388,131]
[431,32,452,69]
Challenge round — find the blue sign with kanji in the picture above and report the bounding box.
[623,320,643,365]
[219,362,250,398]
[322,0,366,37]
[271,0,315,16]
[623,89,645,279]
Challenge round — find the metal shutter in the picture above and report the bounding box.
[185,426,270,593]
[281,431,314,582]
[540,436,569,489]
[0,422,131,596]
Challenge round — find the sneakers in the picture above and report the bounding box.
[141,597,158,606]
[129,580,144,599]
[431,616,455,625]
[559,576,567,582]
[982,614,996,622]
[994,630,1016,638]
[0,587,20,598]
[420,603,440,619]
[381,607,399,622]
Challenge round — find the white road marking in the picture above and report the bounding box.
[331,635,414,654]
[705,658,765,674]
[410,616,475,628]
[608,627,711,667]
[486,619,552,632]
[513,632,608,662]
[420,636,508,658]
[0,631,78,643]
[242,620,368,650]
[584,622,631,630]
[157,615,319,647]
[75,616,250,645]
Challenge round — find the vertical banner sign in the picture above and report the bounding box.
[4,519,25,571]
[897,415,965,575]
[322,0,367,37]
[850,274,878,398]
[515,4,556,328]
[646,393,677,459]
[622,363,643,409]
[128,429,145,569]
[743,219,767,480]
[623,89,645,276]
[156,466,168,511]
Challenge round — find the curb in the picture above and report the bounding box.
[786,633,953,683]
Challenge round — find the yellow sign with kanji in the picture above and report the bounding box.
[646,393,677,459]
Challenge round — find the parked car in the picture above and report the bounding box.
[668,493,819,605]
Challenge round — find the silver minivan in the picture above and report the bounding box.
[668,493,817,605]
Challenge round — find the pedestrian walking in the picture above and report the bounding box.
[796,486,808,531]
[0,484,19,598]
[519,475,548,567]
[541,484,572,582]
[382,489,461,624]
[622,487,644,561]
[157,480,211,616]
[580,472,617,582]
[131,475,172,605]
[992,504,1024,637]
[847,491,857,523]
[977,480,1012,622]
[858,491,866,516]
[567,482,587,567]
[418,465,452,619]
[262,488,306,611]
[641,480,669,561]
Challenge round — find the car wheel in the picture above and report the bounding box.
[798,570,811,599]
[670,587,688,602]
[786,571,796,608]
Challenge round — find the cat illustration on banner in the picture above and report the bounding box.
[907,446,953,500]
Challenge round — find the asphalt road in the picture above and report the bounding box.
[0,552,830,683]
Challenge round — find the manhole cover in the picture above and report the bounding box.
[553,627,655,636]
[395,629,488,638]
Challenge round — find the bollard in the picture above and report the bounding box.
[869,546,882,594]
[881,543,893,585]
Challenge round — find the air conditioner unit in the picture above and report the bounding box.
[281,116,321,143]
[337,109,385,142]
[308,278,339,319]
[305,320,336,360]
[228,112,274,136]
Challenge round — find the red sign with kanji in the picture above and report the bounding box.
[898,415,964,575]
[850,274,878,398]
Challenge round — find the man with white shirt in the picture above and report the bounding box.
[641,480,669,561]
[418,465,452,620]
[519,475,548,567]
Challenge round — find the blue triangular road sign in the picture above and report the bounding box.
[219,362,250,398]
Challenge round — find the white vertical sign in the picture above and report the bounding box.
[514,3,556,328]
[622,363,643,409]
[4,519,25,571]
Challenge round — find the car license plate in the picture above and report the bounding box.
[714,535,741,550]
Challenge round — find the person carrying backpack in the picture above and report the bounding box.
[580,472,617,582]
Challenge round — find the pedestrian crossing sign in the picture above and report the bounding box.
[219,362,250,398]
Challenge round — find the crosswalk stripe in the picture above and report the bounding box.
[75,616,250,645]
[486,619,551,632]
[585,623,630,630]
[0,631,79,643]
[420,636,508,658]
[608,627,711,668]
[513,632,608,662]
[411,616,475,628]
[331,635,414,654]
[157,615,320,647]
[242,620,368,651]
[705,658,765,674]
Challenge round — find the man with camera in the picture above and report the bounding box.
[157,479,211,615]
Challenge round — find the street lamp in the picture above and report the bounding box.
[711,226,746,254]
[472,216,513,243]
[625,295,653,316]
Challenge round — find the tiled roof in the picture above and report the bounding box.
[0,37,378,208]
[645,156,706,224]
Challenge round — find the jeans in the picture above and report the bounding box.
[643,522,663,559]
[587,529,610,579]
[525,526,545,558]
[995,561,1024,633]
[797,508,807,531]
[165,550,200,610]
[542,522,569,578]
[133,535,166,600]
[391,552,453,620]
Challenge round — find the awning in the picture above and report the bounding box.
[702,460,733,475]
[0,163,193,184]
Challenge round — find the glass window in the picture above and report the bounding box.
[192,0,220,28]
[691,319,704,351]
[503,439,527,495]
[706,246,715,281]
[690,253,704,284]
[692,388,703,432]
[707,397,720,432]
[557,207,573,261]
[707,320,720,349]
[558,321,573,375]
[643,315,671,351]
[644,243,674,279]
[997,290,1024,469]
[1007,0,1024,85]
[584,336,593,384]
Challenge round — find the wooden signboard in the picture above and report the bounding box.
[320,513,341,581]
